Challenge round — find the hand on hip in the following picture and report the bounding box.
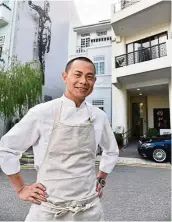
[18,183,48,205]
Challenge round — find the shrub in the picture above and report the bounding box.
[147,128,159,138]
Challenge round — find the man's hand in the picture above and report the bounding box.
[28,1,32,5]
[18,183,48,205]
[96,183,103,198]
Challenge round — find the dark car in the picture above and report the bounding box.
[138,135,171,163]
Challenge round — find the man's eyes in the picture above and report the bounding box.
[74,74,94,80]
[87,76,94,80]
[75,73,81,77]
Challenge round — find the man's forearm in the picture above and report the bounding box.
[8,173,25,194]
[97,171,108,179]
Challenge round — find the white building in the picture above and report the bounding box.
[0,0,80,137]
[68,20,112,123]
[111,0,171,138]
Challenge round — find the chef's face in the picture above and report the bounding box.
[62,60,96,100]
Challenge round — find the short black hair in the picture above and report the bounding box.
[65,57,96,73]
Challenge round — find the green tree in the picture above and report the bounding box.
[0,57,43,133]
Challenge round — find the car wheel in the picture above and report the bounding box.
[152,149,167,163]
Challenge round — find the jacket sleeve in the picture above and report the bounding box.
[99,113,119,174]
[0,106,40,175]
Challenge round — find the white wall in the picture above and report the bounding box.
[112,85,127,132]
[13,1,80,99]
[87,87,112,123]
[0,1,17,63]
[87,45,112,122]
[147,95,169,128]
[88,45,111,74]
[68,25,112,122]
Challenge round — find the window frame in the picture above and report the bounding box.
[93,56,105,75]
[126,31,168,54]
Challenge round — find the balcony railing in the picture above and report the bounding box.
[76,47,88,54]
[115,42,167,68]
[114,0,141,13]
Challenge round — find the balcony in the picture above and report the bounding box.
[115,42,167,68]
[0,3,11,27]
[111,0,171,36]
[76,46,88,54]
[112,40,171,86]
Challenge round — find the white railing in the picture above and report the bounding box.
[76,47,88,54]
[113,0,141,13]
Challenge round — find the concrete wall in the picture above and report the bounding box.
[147,95,169,128]
[0,1,17,63]
[112,84,127,132]
[13,1,80,99]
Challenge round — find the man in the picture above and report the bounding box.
[0,57,119,221]
[28,0,51,84]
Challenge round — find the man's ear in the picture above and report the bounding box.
[95,76,97,82]
[62,72,67,84]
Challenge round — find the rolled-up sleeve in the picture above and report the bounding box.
[0,106,40,175]
[99,113,119,174]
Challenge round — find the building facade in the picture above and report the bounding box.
[0,0,80,137]
[68,20,112,123]
[111,0,171,137]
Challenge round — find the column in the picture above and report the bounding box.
[112,84,127,133]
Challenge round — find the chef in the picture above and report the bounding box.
[0,57,119,221]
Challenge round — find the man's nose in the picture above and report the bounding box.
[79,76,87,84]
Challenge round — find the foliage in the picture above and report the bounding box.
[146,128,159,138]
[0,57,43,121]
[114,132,123,147]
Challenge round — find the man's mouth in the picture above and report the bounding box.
[75,87,88,90]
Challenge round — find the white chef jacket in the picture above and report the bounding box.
[0,95,119,175]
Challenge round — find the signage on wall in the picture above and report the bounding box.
[153,108,170,130]
[160,129,171,135]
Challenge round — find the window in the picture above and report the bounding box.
[90,37,111,44]
[93,56,105,75]
[92,100,104,111]
[126,32,168,53]
[97,31,107,36]
[81,37,90,48]
[94,56,104,61]
[126,32,168,64]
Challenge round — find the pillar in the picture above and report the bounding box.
[112,84,128,133]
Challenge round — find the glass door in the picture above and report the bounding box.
[132,103,144,137]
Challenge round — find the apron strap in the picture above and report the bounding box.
[41,196,100,218]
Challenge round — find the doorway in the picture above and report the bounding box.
[130,96,147,138]
[132,103,144,137]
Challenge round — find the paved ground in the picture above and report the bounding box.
[0,165,171,221]
[119,141,141,158]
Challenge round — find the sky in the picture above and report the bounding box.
[74,0,112,25]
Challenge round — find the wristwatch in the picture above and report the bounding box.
[97,177,106,188]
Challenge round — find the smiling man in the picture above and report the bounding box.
[0,57,119,221]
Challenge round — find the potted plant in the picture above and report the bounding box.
[114,132,124,149]
[146,128,159,138]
